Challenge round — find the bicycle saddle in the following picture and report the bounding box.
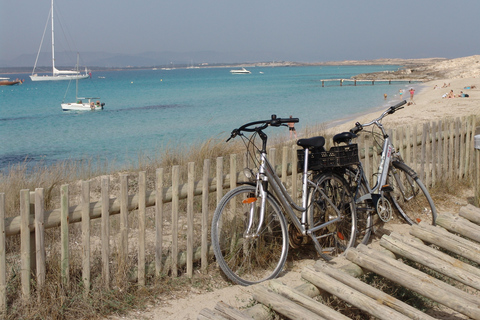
[333,132,357,144]
[297,136,325,149]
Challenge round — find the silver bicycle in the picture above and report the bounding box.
[211,115,357,286]
[331,100,438,245]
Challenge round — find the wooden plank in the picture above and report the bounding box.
[291,145,298,202]
[172,165,179,277]
[81,182,90,295]
[381,233,480,290]
[420,123,427,181]
[267,279,350,320]
[302,266,410,320]
[405,125,411,166]
[413,124,418,172]
[101,176,110,289]
[155,168,164,276]
[455,118,461,180]
[425,122,431,187]
[138,172,146,286]
[253,285,326,320]
[35,188,46,295]
[459,204,480,225]
[187,162,195,278]
[431,122,437,186]
[60,185,69,287]
[119,174,129,272]
[0,193,6,314]
[198,308,229,320]
[213,301,254,320]
[449,121,455,180]
[411,222,480,265]
[364,136,370,185]
[389,231,480,278]
[20,190,31,299]
[201,159,210,272]
[282,146,288,184]
[443,120,449,178]
[348,246,480,319]
[436,213,480,243]
[216,157,223,207]
[459,117,466,178]
[313,261,436,320]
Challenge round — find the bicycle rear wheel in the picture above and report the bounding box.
[308,172,356,261]
[387,161,437,225]
[211,185,288,286]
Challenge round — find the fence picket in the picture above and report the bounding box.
[60,185,69,287]
[201,159,210,272]
[101,176,110,289]
[138,172,146,286]
[172,166,179,278]
[187,163,195,278]
[155,168,164,276]
[81,182,90,296]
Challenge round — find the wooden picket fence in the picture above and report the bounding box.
[0,115,478,313]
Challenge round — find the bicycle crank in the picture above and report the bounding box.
[372,194,393,222]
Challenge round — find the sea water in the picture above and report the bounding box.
[0,65,413,171]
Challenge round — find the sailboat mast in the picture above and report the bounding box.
[51,0,55,75]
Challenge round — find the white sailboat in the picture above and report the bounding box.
[30,0,89,81]
[61,55,104,111]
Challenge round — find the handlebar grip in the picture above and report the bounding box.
[350,122,363,134]
[270,115,299,127]
[387,100,407,114]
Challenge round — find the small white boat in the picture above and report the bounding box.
[61,98,104,111]
[61,57,104,111]
[230,67,251,74]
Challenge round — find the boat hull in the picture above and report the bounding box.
[0,80,21,86]
[30,73,89,81]
[61,102,104,111]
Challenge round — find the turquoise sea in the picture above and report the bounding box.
[0,65,415,171]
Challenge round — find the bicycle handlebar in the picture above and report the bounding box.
[227,114,299,142]
[349,100,407,134]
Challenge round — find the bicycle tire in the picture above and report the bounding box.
[343,167,373,246]
[386,161,437,225]
[211,185,289,286]
[307,172,356,260]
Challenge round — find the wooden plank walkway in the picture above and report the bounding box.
[198,204,480,320]
[319,78,424,87]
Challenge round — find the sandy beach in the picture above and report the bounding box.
[108,56,480,320]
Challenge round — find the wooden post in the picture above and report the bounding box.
[187,163,195,278]
[201,159,210,272]
[474,134,480,206]
[60,185,69,287]
[281,146,288,185]
[138,171,146,286]
[292,145,298,203]
[119,174,129,275]
[35,188,45,297]
[172,166,179,278]
[155,168,164,276]
[81,182,90,296]
[101,176,110,289]
[216,157,223,206]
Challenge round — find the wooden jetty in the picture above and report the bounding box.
[198,204,480,320]
[320,79,423,87]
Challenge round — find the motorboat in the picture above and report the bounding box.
[230,67,251,74]
[0,78,23,86]
[30,0,89,81]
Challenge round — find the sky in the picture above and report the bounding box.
[1,0,480,64]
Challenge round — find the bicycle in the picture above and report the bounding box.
[211,115,357,286]
[331,100,437,245]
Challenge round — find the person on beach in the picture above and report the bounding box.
[409,88,415,103]
[384,93,387,100]
[288,115,297,139]
[399,89,403,99]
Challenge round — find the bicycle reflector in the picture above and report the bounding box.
[416,218,422,223]
[337,232,345,241]
[243,197,257,204]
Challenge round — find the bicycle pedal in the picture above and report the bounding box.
[381,184,393,192]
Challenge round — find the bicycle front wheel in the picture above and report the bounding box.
[308,172,356,261]
[387,161,437,225]
[211,185,288,286]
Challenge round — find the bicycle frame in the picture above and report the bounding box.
[246,147,344,252]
